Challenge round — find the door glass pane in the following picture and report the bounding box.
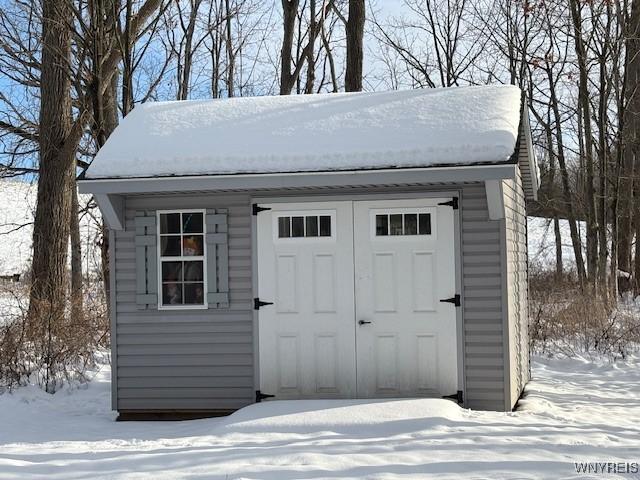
[305,216,319,237]
[162,283,183,305]
[404,214,418,235]
[161,236,181,256]
[184,283,205,304]
[390,214,403,235]
[278,217,291,238]
[183,235,204,256]
[160,213,181,234]
[319,215,331,236]
[419,213,432,235]
[162,261,182,282]
[182,212,203,233]
[291,216,305,237]
[376,215,388,236]
[184,261,204,281]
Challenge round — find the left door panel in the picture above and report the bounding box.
[257,202,356,398]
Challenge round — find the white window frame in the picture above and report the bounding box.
[272,209,337,242]
[369,207,437,240]
[157,208,208,310]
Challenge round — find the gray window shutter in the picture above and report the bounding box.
[206,208,229,308]
[135,212,158,309]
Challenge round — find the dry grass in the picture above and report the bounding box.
[0,280,108,392]
[529,269,640,359]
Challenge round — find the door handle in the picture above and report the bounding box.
[358,320,372,326]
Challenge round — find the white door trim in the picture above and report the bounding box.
[251,192,464,400]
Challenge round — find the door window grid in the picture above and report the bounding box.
[158,211,206,307]
[278,215,331,238]
[375,213,431,236]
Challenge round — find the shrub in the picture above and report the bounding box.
[0,280,108,393]
[529,268,640,359]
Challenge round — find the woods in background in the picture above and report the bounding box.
[1,0,640,387]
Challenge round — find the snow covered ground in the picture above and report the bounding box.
[0,354,638,479]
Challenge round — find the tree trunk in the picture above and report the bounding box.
[546,64,587,285]
[345,0,364,92]
[620,0,640,277]
[29,0,74,392]
[544,116,563,278]
[178,0,202,100]
[320,16,338,93]
[570,0,599,289]
[70,180,83,320]
[596,11,611,299]
[305,0,317,94]
[225,0,235,97]
[553,216,563,278]
[122,0,134,112]
[280,0,299,95]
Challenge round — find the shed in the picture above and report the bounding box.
[79,85,538,416]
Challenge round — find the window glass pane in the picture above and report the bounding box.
[161,236,181,256]
[404,214,418,235]
[184,283,205,304]
[162,283,183,305]
[376,215,388,236]
[162,261,182,282]
[160,213,181,234]
[184,261,204,281]
[278,217,291,238]
[390,214,403,235]
[319,215,331,237]
[419,213,432,235]
[305,216,319,237]
[183,235,204,256]
[183,212,203,233]
[291,216,305,237]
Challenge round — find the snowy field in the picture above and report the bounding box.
[0,355,639,479]
[0,180,101,278]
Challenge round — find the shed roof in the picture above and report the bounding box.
[85,85,528,180]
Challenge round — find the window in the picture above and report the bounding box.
[375,212,431,236]
[278,214,331,238]
[158,210,206,308]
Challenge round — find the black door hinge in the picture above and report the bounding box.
[442,390,463,404]
[254,297,274,310]
[438,197,459,210]
[252,204,271,215]
[256,390,275,403]
[440,294,461,307]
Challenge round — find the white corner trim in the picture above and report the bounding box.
[95,194,125,230]
[485,180,505,220]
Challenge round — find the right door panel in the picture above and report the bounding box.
[354,198,459,398]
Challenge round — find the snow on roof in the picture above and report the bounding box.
[86,85,523,179]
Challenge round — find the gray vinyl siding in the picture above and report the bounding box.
[112,182,510,412]
[459,184,506,410]
[502,168,530,408]
[114,193,253,411]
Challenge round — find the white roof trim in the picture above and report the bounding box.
[79,163,518,196]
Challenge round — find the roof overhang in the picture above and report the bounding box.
[79,163,517,230]
[518,103,540,201]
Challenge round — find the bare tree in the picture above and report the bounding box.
[344,0,364,91]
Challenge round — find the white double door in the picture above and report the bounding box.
[257,198,458,399]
